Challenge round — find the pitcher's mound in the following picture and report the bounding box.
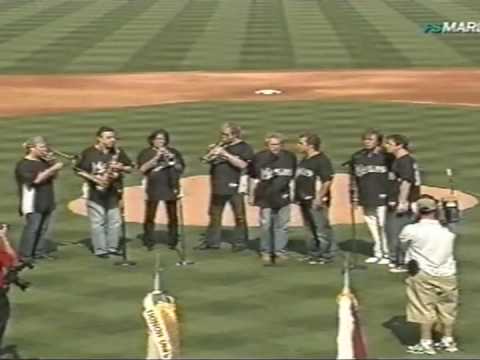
[68,174,477,226]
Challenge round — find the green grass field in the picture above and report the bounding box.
[1,0,480,358]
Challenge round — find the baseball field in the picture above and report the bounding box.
[1,0,480,358]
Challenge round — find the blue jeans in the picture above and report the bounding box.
[18,211,53,259]
[87,198,121,255]
[259,206,290,254]
[299,204,336,259]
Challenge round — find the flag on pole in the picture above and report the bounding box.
[336,264,368,360]
[143,263,180,359]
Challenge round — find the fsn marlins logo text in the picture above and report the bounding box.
[424,22,480,34]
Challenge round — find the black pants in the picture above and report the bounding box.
[143,200,178,247]
[0,290,9,349]
[206,193,248,247]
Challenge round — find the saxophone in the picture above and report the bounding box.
[96,147,121,192]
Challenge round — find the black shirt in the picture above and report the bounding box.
[137,147,185,201]
[15,158,55,215]
[76,146,132,202]
[295,152,334,204]
[251,149,297,209]
[390,154,421,205]
[350,149,392,207]
[210,141,254,195]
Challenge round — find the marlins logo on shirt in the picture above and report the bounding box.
[91,161,108,175]
[354,164,388,177]
[296,167,314,177]
[260,167,293,180]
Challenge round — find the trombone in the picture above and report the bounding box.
[43,147,79,164]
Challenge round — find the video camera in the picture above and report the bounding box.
[5,260,34,291]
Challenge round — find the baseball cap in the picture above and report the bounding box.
[417,196,437,213]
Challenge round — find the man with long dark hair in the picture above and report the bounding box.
[137,129,185,251]
[349,129,391,265]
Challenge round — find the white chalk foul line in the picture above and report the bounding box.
[388,99,480,107]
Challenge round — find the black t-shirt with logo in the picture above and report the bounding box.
[295,152,334,205]
[251,149,297,209]
[137,147,185,201]
[390,154,421,205]
[15,158,55,214]
[76,146,132,202]
[350,149,392,207]
[210,141,254,195]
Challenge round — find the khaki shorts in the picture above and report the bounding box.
[406,271,458,325]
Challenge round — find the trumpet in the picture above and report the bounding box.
[200,141,227,163]
[155,146,176,163]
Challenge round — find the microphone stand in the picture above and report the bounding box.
[175,192,195,267]
[344,164,366,271]
[114,182,137,267]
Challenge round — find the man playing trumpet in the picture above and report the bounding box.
[137,129,185,251]
[14,136,63,261]
[75,126,133,258]
[197,123,254,251]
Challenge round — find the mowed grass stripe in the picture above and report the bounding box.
[0,1,121,70]
[3,0,159,73]
[349,0,469,67]
[0,0,62,28]
[317,0,412,68]
[384,0,479,65]
[122,0,219,71]
[0,0,92,46]
[64,0,189,73]
[239,0,295,69]
[282,0,353,68]
[456,0,480,13]
[180,0,250,70]
[0,0,32,14]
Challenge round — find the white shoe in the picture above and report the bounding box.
[389,265,407,273]
[377,258,390,265]
[434,340,459,353]
[364,256,380,264]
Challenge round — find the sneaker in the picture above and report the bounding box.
[389,265,407,273]
[434,340,459,353]
[377,257,391,265]
[261,253,272,264]
[364,256,380,264]
[194,242,220,250]
[307,257,326,265]
[407,343,436,355]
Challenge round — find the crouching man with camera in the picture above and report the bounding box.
[0,225,18,355]
[400,195,459,355]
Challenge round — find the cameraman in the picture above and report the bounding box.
[0,225,17,353]
[399,195,459,355]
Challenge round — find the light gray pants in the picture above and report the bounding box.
[87,198,121,255]
[259,205,290,254]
